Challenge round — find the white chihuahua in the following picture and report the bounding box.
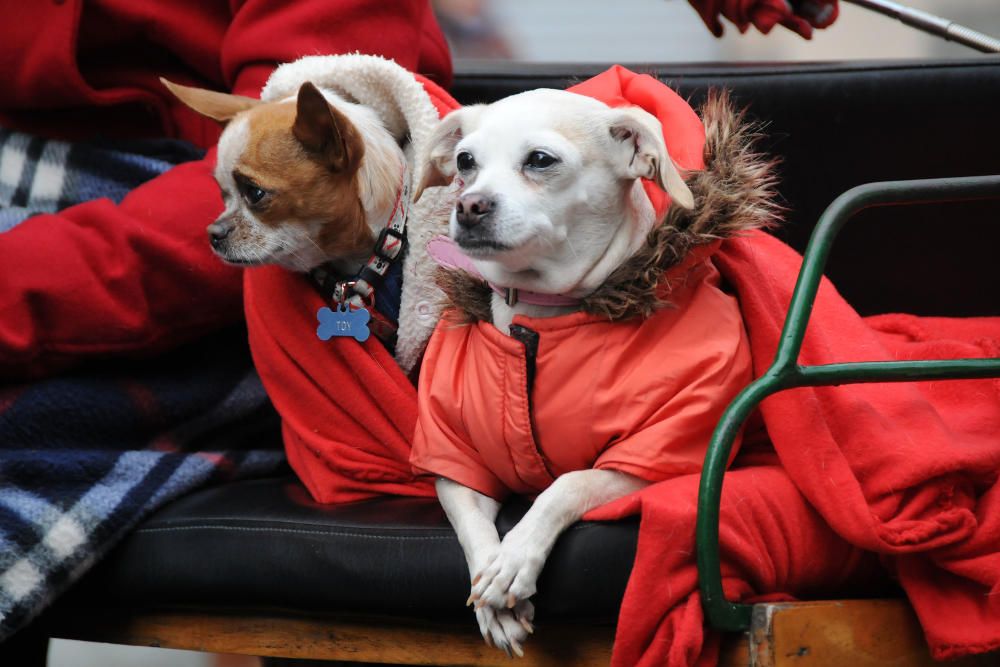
[413,89,704,656]
[420,89,694,332]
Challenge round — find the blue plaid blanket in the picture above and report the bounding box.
[0,129,287,641]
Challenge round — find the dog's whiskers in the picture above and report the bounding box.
[303,235,326,255]
[563,235,581,262]
[274,237,315,267]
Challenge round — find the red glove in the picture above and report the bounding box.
[688,0,838,39]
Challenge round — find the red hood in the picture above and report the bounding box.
[567,65,706,218]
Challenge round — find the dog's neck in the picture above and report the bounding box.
[486,296,575,334]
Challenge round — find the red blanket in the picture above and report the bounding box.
[248,228,1000,663]
[586,230,1000,665]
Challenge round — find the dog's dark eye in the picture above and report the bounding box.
[242,185,267,206]
[524,151,558,170]
[456,151,476,172]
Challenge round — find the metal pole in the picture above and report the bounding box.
[845,0,1000,53]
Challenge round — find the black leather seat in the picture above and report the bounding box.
[77,477,637,621]
[67,59,1000,630]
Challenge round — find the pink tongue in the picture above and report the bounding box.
[426,235,483,277]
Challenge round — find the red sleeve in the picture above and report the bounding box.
[410,324,510,502]
[0,149,239,380]
[221,0,453,97]
[0,1,451,380]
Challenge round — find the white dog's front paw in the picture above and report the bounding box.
[476,599,535,657]
[470,538,545,610]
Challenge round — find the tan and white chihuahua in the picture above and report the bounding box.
[162,78,404,276]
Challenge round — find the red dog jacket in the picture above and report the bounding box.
[411,257,752,499]
[411,67,750,499]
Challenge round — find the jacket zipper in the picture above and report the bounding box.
[508,324,538,401]
[508,324,555,480]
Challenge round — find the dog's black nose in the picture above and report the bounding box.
[455,193,495,228]
[207,222,233,249]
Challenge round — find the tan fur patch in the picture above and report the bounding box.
[236,102,373,259]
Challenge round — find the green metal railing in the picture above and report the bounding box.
[696,174,1000,632]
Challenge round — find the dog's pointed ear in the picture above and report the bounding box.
[414,107,481,202]
[160,78,260,124]
[293,82,363,172]
[608,107,694,210]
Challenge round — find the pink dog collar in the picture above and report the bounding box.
[426,236,582,308]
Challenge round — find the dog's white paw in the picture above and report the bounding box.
[470,538,544,610]
[476,599,535,657]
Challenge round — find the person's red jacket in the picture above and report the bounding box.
[0,0,451,379]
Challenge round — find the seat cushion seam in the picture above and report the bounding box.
[136,525,455,539]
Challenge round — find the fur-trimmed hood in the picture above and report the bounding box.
[437,90,782,323]
[261,54,458,373]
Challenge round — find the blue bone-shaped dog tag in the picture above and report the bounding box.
[317,305,371,343]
